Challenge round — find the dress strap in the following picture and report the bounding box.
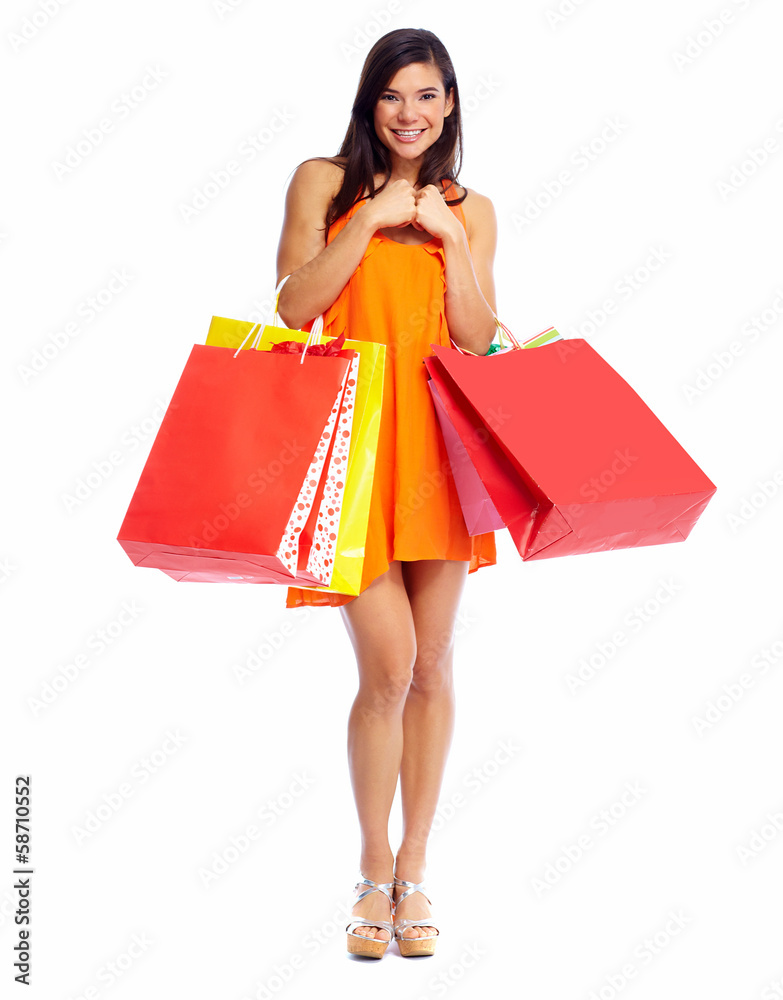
[441,177,467,232]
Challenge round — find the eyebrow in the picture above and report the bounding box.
[381,87,440,94]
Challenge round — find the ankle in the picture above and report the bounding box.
[359,851,394,884]
[394,851,428,884]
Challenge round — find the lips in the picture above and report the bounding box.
[391,128,425,142]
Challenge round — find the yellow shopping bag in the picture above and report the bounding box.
[205,309,385,596]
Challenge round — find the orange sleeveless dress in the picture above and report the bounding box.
[285,178,497,608]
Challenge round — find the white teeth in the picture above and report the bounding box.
[393,129,423,136]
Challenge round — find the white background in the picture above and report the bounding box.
[3,0,782,996]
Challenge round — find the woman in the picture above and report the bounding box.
[275,28,498,959]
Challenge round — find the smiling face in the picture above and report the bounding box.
[373,61,454,163]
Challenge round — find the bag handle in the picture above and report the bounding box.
[492,316,522,350]
[233,275,326,364]
[449,314,522,356]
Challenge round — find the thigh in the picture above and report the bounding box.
[340,561,417,688]
[401,560,469,673]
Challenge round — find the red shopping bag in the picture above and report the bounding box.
[117,343,356,584]
[425,339,717,559]
[428,324,561,535]
[429,380,506,533]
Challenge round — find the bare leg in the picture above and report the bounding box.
[340,561,416,941]
[394,559,469,938]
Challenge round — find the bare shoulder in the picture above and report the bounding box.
[459,186,497,243]
[277,157,348,278]
[460,186,496,219]
[287,156,346,202]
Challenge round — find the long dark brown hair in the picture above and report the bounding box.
[321,28,466,233]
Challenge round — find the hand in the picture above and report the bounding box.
[360,178,418,231]
[411,184,463,241]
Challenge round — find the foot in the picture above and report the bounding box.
[349,877,393,943]
[393,875,438,940]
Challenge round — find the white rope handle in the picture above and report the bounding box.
[492,315,522,350]
[232,274,325,361]
[450,314,522,356]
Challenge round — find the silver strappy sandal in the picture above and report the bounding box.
[393,876,439,957]
[345,874,395,958]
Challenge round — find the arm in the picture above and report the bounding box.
[275,160,417,330]
[413,185,498,355]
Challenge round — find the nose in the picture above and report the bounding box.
[396,100,418,123]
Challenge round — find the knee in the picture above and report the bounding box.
[359,661,414,719]
[411,641,454,694]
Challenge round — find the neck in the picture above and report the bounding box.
[387,153,424,188]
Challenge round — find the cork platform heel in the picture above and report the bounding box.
[345,874,395,958]
[392,876,439,957]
